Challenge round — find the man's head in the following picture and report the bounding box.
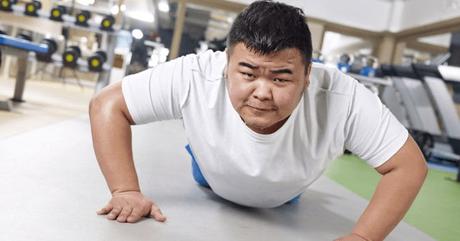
[225,0,313,134]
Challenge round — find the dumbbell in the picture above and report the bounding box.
[24,0,42,17]
[62,46,81,68]
[100,15,115,31]
[16,33,33,42]
[75,10,91,27]
[49,5,66,21]
[0,0,13,12]
[36,38,58,62]
[87,50,107,72]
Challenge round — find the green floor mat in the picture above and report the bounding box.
[325,155,460,241]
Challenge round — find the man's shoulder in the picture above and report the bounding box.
[187,50,227,81]
[309,63,356,96]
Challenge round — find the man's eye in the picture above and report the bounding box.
[242,72,255,78]
[273,78,288,82]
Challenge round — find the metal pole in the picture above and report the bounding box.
[169,0,187,60]
[12,51,29,102]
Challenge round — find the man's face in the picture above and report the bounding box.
[226,43,311,134]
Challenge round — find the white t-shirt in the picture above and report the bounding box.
[122,50,408,208]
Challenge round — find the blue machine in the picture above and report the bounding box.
[0,34,48,54]
[337,53,352,73]
[359,66,376,77]
[337,62,351,73]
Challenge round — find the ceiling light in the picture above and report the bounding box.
[131,29,144,40]
[158,1,170,13]
[111,5,119,15]
[76,0,95,6]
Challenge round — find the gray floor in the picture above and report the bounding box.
[0,117,434,241]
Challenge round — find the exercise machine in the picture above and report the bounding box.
[0,34,48,110]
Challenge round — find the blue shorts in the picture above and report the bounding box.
[185,144,301,204]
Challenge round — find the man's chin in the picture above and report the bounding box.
[242,118,278,134]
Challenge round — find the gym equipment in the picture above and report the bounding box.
[16,33,33,42]
[62,45,81,68]
[311,50,324,63]
[30,38,58,81]
[359,57,376,77]
[0,34,47,54]
[0,34,49,109]
[24,0,41,17]
[438,65,460,104]
[87,50,107,72]
[380,64,460,181]
[412,64,460,181]
[337,53,351,73]
[49,5,66,22]
[100,15,115,31]
[0,0,13,12]
[35,38,57,62]
[75,10,91,27]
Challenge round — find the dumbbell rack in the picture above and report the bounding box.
[0,1,121,93]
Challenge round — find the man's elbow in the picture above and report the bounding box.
[89,94,104,118]
[404,154,428,187]
[417,157,428,181]
[88,83,135,125]
[88,91,116,120]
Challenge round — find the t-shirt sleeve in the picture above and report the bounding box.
[344,80,409,168]
[121,55,192,124]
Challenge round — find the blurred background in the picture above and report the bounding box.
[1,1,460,240]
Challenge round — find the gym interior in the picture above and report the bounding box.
[1,0,459,240]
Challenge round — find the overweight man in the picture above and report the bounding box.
[89,1,427,240]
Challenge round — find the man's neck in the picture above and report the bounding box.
[244,117,289,135]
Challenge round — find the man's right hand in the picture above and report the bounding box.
[97,191,167,223]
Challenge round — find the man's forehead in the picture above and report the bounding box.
[229,43,302,65]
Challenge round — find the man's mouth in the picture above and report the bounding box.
[247,105,274,111]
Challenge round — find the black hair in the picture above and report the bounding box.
[227,0,312,65]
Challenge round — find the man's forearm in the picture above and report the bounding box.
[352,165,427,241]
[89,87,140,194]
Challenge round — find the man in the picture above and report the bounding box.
[89,1,427,240]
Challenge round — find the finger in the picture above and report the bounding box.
[149,205,167,222]
[97,203,113,215]
[127,208,143,223]
[107,207,122,220]
[117,206,133,223]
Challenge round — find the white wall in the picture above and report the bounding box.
[229,0,460,32]
[418,33,452,47]
[395,0,460,31]
[230,0,394,31]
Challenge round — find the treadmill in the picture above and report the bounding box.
[389,64,460,181]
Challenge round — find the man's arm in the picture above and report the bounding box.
[336,135,428,241]
[89,81,166,223]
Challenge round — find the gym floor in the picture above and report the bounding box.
[0,76,455,240]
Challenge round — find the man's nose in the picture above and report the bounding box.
[253,79,273,101]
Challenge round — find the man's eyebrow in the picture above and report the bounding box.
[271,69,293,75]
[238,62,257,69]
